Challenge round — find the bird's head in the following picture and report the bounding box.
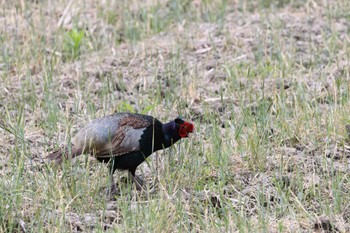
[161,117,194,148]
[174,117,194,138]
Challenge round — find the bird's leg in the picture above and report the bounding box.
[107,163,119,197]
[128,168,144,191]
[109,173,119,196]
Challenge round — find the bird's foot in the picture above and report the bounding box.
[106,182,120,200]
[131,175,158,195]
[132,175,145,191]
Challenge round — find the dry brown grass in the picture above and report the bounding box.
[1,0,350,232]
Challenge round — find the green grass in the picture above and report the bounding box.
[1,0,350,232]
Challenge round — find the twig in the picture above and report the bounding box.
[57,0,74,29]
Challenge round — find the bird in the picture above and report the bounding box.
[47,112,194,195]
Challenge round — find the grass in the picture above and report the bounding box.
[1,0,350,232]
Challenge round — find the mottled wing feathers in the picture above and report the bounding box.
[96,116,151,158]
[118,115,151,129]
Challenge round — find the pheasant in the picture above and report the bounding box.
[47,112,194,194]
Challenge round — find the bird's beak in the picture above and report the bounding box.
[187,129,195,138]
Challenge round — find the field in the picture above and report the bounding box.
[1,0,350,232]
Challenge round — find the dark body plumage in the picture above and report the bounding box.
[89,113,173,175]
[47,112,194,193]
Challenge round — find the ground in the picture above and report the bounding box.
[1,0,350,232]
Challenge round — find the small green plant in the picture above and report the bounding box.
[63,28,85,60]
[115,101,155,114]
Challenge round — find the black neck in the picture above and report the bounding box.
[161,121,181,148]
[139,120,181,156]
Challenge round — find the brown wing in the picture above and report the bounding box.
[93,116,151,158]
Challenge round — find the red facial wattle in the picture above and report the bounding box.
[179,122,194,138]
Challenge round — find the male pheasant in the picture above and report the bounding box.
[47,112,194,194]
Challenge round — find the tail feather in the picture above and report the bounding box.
[46,146,83,164]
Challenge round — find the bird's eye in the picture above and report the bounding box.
[183,122,194,133]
